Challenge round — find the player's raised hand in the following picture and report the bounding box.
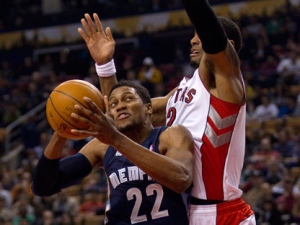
[78,13,115,65]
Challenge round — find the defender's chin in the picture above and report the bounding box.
[190,60,200,68]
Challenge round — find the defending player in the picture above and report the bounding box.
[173,1,256,224]
[32,81,194,224]
[79,0,256,222]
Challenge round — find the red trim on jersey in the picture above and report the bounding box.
[210,94,242,116]
[207,117,235,135]
[202,134,230,200]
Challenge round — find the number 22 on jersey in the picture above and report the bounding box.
[127,183,169,224]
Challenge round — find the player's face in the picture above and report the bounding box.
[190,32,202,68]
[108,86,149,132]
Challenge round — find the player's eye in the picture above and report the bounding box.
[109,101,117,108]
[125,96,135,102]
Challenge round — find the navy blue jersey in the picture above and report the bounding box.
[103,126,189,225]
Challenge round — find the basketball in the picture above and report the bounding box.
[46,79,105,140]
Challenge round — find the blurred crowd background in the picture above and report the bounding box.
[1,0,300,224]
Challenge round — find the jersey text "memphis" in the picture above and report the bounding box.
[109,166,154,189]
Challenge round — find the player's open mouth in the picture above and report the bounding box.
[117,113,129,120]
[190,49,199,57]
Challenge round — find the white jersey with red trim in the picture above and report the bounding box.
[166,69,245,201]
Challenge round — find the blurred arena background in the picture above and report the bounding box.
[1,0,300,224]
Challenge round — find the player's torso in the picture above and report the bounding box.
[103,127,189,225]
[166,70,245,200]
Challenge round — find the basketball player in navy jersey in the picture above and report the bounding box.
[32,81,194,225]
[79,0,256,222]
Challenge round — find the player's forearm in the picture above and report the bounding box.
[181,0,227,54]
[43,132,67,159]
[99,76,118,97]
[112,133,192,193]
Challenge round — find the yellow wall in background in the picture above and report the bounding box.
[0,0,286,50]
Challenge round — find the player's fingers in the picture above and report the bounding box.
[72,106,92,122]
[81,18,93,37]
[84,13,97,34]
[93,13,105,35]
[71,109,103,136]
[105,27,115,42]
[78,28,88,42]
[71,128,98,136]
[83,97,104,116]
[71,105,93,121]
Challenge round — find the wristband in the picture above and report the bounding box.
[95,59,116,77]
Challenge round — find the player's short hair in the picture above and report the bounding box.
[109,80,151,105]
[218,17,242,53]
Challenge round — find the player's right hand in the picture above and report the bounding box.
[78,13,116,65]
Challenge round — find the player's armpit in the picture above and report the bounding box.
[151,87,177,127]
[151,97,167,127]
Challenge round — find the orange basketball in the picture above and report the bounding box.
[46,79,105,140]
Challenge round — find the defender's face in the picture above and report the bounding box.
[108,86,148,132]
[190,33,203,68]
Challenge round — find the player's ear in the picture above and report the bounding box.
[145,103,153,115]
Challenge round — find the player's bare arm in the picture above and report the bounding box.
[158,124,194,192]
[78,13,117,96]
[43,132,67,160]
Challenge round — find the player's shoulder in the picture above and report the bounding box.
[161,124,192,139]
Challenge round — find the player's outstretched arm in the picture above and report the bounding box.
[181,0,243,104]
[78,13,117,96]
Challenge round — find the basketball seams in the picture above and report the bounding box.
[47,96,88,140]
[52,89,88,107]
[47,95,86,130]
[59,80,104,110]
